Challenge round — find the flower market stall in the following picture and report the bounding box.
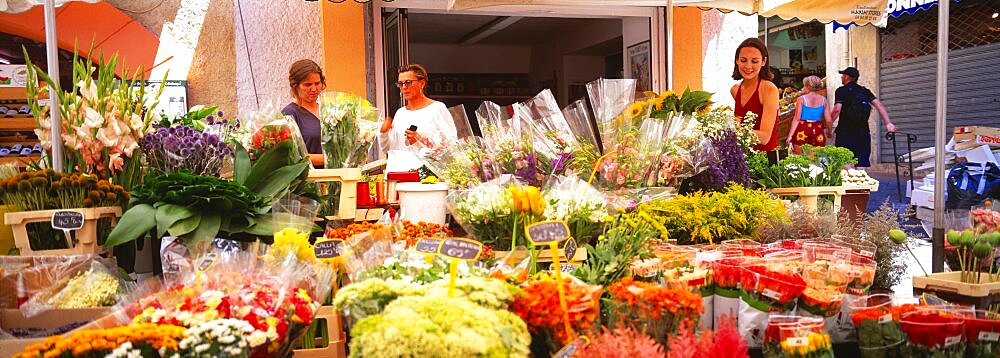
[2,42,988,358]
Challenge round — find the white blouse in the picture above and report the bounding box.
[379,101,457,157]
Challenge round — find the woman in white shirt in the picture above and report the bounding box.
[379,64,457,157]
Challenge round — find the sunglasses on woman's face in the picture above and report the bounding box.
[395,79,420,88]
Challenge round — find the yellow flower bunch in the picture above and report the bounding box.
[779,332,831,357]
[509,185,545,217]
[15,323,187,358]
[268,227,316,263]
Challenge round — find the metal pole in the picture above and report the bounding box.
[44,0,63,172]
[932,0,949,273]
[665,0,674,91]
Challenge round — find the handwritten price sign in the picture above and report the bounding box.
[525,221,570,245]
[51,210,84,231]
[314,239,344,259]
[439,238,482,261]
[415,238,444,255]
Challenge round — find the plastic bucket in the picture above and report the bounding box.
[396,182,449,225]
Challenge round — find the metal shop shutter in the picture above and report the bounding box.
[878,42,1000,163]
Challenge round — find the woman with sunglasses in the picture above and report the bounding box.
[281,59,326,166]
[379,64,456,157]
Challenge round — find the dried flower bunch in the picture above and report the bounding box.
[0,169,128,211]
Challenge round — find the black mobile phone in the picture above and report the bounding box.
[408,125,418,131]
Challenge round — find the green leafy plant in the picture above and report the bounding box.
[104,140,310,248]
[748,145,857,189]
[158,105,221,130]
[573,214,655,286]
[628,185,787,245]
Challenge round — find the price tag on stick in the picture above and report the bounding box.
[51,210,84,248]
[314,239,344,259]
[438,238,483,297]
[525,221,570,245]
[563,238,577,262]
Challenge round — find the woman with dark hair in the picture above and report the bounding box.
[730,38,780,152]
[281,59,326,167]
[379,63,456,157]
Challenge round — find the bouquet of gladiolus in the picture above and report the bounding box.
[24,50,161,187]
[605,277,703,345]
[318,92,382,168]
[763,315,834,358]
[123,250,333,357]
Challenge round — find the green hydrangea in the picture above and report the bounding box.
[332,278,427,322]
[350,296,530,358]
[425,276,521,310]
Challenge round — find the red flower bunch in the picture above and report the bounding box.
[667,315,748,358]
[710,259,745,289]
[396,220,453,247]
[251,124,292,153]
[850,303,919,327]
[900,311,965,348]
[509,277,601,344]
[963,313,1000,342]
[607,277,703,321]
[741,265,806,309]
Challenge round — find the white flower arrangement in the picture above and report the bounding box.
[177,318,257,357]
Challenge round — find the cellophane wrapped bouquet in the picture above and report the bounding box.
[318,92,382,168]
[476,101,545,186]
[422,136,499,190]
[242,103,310,163]
[515,89,596,178]
[586,78,712,204]
[121,249,333,357]
[763,315,834,358]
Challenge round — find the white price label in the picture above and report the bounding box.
[817,253,836,261]
[944,335,962,347]
[878,313,893,324]
[979,331,1000,342]
[785,337,808,347]
[762,288,781,300]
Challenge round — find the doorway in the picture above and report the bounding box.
[373,1,666,136]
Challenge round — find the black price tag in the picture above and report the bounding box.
[198,253,218,271]
[438,238,483,260]
[314,239,344,259]
[51,210,84,231]
[563,237,578,261]
[415,238,443,255]
[526,221,570,245]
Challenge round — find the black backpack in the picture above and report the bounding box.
[841,86,872,127]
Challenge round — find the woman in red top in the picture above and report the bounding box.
[730,38,779,152]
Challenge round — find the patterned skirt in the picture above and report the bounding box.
[791,121,826,147]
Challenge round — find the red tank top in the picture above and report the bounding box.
[735,80,778,152]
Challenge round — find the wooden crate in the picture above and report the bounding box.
[293,305,346,358]
[0,308,110,357]
[912,272,1000,308]
[769,186,847,213]
[4,207,121,256]
[494,247,588,264]
[307,168,361,221]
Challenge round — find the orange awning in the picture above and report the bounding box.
[0,1,158,78]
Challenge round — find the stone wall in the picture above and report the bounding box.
[700,9,757,109]
[111,0,237,117]
[234,0,322,115]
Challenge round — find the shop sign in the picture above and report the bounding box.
[0,65,28,87]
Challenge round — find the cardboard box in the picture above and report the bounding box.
[954,126,1000,150]
[0,255,113,308]
[0,307,110,357]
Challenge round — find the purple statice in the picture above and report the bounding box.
[140,125,234,177]
[551,152,574,175]
[514,153,541,186]
[681,130,750,194]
